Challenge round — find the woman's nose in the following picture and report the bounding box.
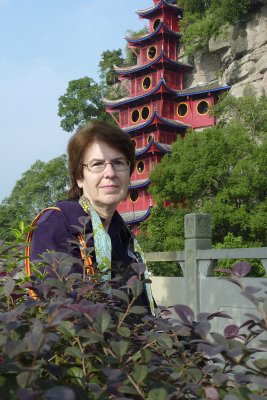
[103,162,116,176]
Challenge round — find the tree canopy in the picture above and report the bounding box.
[139,93,267,254]
[58,77,111,133]
[0,155,68,241]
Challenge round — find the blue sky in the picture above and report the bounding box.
[0,0,152,202]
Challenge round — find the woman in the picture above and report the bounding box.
[29,121,155,315]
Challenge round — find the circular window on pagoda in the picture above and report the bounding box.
[177,103,188,117]
[131,109,140,123]
[137,161,145,174]
[147,46,157,60]
[142,76,151,91]
[130,189,139,203]
[131,139,136,148]
[153,18,161,31]
[197,100,209,115]
[147,134,154,144]
[141,106,150,120]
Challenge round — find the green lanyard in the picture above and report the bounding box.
[79,195,155,316]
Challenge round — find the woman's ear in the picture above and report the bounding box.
[77,179,83,189]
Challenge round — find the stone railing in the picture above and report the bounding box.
[145,213,267,322]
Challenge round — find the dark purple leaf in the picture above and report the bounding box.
[198,343,226,356]
[45,386,75,400]
[126,275,143,298]
[205,387,219,400]
[207,311,232,320]
[249,375,267,389]
[244,285,262,294]
[173,304,194,323]
[224,324,239,339]
[67,302,105,316]
[131,262,146,275]
[194,321,211,337]
[234,373,251,384]
[214,268,233,275]
[232,261,251,277]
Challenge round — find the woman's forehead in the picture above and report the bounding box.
[83,140,125,160]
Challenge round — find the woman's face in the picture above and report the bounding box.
[77,140,130,213]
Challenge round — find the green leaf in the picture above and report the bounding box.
[93,310,111,334]
[132,364,148,383]
[129,277,143,298]
[64,346,83,359]
[3,279,16,297]
[141,348,152,364]
[112,288,129,304]
[148,388,168,400]
[67,367,84,386]
[253,358,267,370]
[57,321,75,337]
[110,340,129,359]
[16,371,36,388]
[129,306,147,315]
[117,326,131,338]
[156,334,173,349]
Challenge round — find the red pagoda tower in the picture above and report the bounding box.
[104,0,230,234]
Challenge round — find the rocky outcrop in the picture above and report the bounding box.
[187,1,267,97]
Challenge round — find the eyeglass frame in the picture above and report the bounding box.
[82,159,130,174]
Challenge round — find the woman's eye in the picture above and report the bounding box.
[92,161,104,167]
[114,160,124,166]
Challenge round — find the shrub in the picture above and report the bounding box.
[0,239,266,399]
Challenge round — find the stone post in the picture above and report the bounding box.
[184,213,212,316]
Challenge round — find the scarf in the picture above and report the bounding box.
[79,195,155,316]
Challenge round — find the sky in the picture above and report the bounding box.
[0,0,152,202]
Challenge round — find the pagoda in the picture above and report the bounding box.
[104,0,230,234]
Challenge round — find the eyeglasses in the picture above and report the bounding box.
[83,159,130,173]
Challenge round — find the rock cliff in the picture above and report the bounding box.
[186,0,267,97]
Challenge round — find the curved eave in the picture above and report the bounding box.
[175,85,231,98]
[135,139,172,157]
[136,0,182,18]
[130,179,150,189]
[114,51,193,76]
[104,78,178,109]
[122,208,151,224]
[123,111,190,133]
[126,22,181,44]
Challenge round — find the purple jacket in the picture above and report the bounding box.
[31,200,134,272]
[30,200,154,312]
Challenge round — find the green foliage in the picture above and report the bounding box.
[0,155,68,241]
[58,77,111,133]
[214,233,265,276]
[0,239,266,398]
[98,49,124,85]
[125,27,149,67]
[179,0,260,55]
[140,93,267,267]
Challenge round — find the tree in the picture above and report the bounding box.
[139,94,267,251]
[58,77,111,133]
[0,155,68,241]
[98,49,124,85]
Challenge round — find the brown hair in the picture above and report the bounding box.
[67,120,136,199]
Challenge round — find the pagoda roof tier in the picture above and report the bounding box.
[175,81,231,98]
[130,179,150,189]
[126,22,181,44]
[121,208,151,224]
[122,111,190,133]
[136,0,182,19]
[114,51,193,76]
[104,78,178,109]
[135,137,172,157]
